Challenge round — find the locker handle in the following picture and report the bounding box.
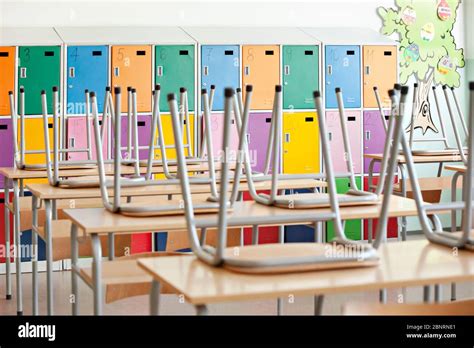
[385,115,390,120]
[114,67,120,77]
[365,65,370,75]
[285,133,290,143]
[137,121,146,127]
[244,66,250,76]
[69,67,75,78]
[327,65,332,75]
[157,66,163,77]
[328,132,332,141]
[284,65,290,75]
[265,118,272,123]
[203,66,209,76]
[20,67,27,78]
[246,133,250,144]
[69,137,76,148]
[48,123,53,129]
[365,131,371,140]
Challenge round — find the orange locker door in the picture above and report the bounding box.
[363,45,397,108]
[0,47,15,116]
[111,46,152,112]
[242,45,280,110]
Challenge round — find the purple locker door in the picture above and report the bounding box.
[247,112,272,172]
[0,119,14,189]
[363,110,388,174]
[119,115,151,160]
[202,112,239,159]
[67,116,108,161]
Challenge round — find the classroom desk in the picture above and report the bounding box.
[27,178,325,315]
[365,153,463,242]
[63,194,421,315]
[138,239,473,315]
[0,161,232,315]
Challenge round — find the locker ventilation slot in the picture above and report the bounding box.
[92,51,102,56]
[347,116,356,121]
[44,51,55,57]
[0,124,7,130]
[224,50,234,55]
[137,121,146,127]
[265,50,274,55]
[346,50,355,55]
[304,50,314,55]
[384,51,392,56]
[0,52,9,57]
[136,51,146,56]
[48,123,53,129]
[265,118,272,123]
[179,50,189,56]
[305,117,314,122]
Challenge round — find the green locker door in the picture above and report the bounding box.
[18,46,61,115]
[326,176,362,241]
[282,45,319,110]
[155,45,195,112]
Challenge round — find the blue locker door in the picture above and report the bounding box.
[201,45,240,111]
[325,45,361,108]
[67,46,108,114]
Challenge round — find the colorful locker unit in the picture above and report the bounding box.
[283,111,320,174]
[111,45,152,112]
[18,46,61,115]
[67,45,109,114]
[326,177,363,241]
[363,110,390,173]
[0,47,15,116]
[155,45,195,112]
[0,119,14,189]
[282,45,319,109]
[242,45,280,110]
[363,45,397,108]
[201,45,240,111]
[247,112,272,172]
[325,110,362,174]
[325,45,361,109]
[67,116,108,161]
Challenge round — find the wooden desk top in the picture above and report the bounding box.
[63,195,420,235]
[445,165,466,173]
[26,179,325,200]
[364,153,463,164]
[137,239,474,305]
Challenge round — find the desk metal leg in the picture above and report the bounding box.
[277,298,283,315]
[71,224,79,316]
[379,289,387,303]
[434,284,442,303]
[150,280,160,315]
[450,172,462,301]
[451,283,456,301]
[32,195,39,315]
[92,233,103,315]
[44,199,54,315]
[423,285,430,303]
[314,295,324,315]
[12,179,22,315]
[4,177,11,300]
[195,304,208,315]
[108,233,115,260]
[251,225,259,245]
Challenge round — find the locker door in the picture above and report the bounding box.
[67,116,107,161]
[18,46,61,115]
[0,119,14,189]
[154,114,195,160]
[247,112,272,172]
[201,112,239,160]
[67,45,109,114]
[242,45,280,110]
[363,45,397,108]
[0,47,15,116]
[363,176,398,239]
[325,45,361,108]
[326,177,362,241]
[0,193,13,263]
[24,117,55,183]
[201,45,240,111]
[283,112,320,174]
[155,45,195,112]
[363,110,389,173]
[111,45,152,112]
[118,115,151,160]
[325,110,362,174]
[282,45,319,110]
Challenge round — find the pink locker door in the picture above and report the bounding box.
[247,112,272,172]
[325,111,362,174]
[67,116,108,161]
[202,112,239,159]
[363,110,389,174]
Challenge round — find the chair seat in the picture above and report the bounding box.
[268,191,380,209]
[79,252,182,303]
[221,243,379,274]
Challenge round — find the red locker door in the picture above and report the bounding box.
[242,191,278,244]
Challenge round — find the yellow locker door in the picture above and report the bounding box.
[242,45,280,110]
[111,46,152,112]
[283,111,320,174]
[154,113,195,160]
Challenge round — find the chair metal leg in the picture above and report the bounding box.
[32,195,39,315]
[71,224,79,316]
[44,199,54,315]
